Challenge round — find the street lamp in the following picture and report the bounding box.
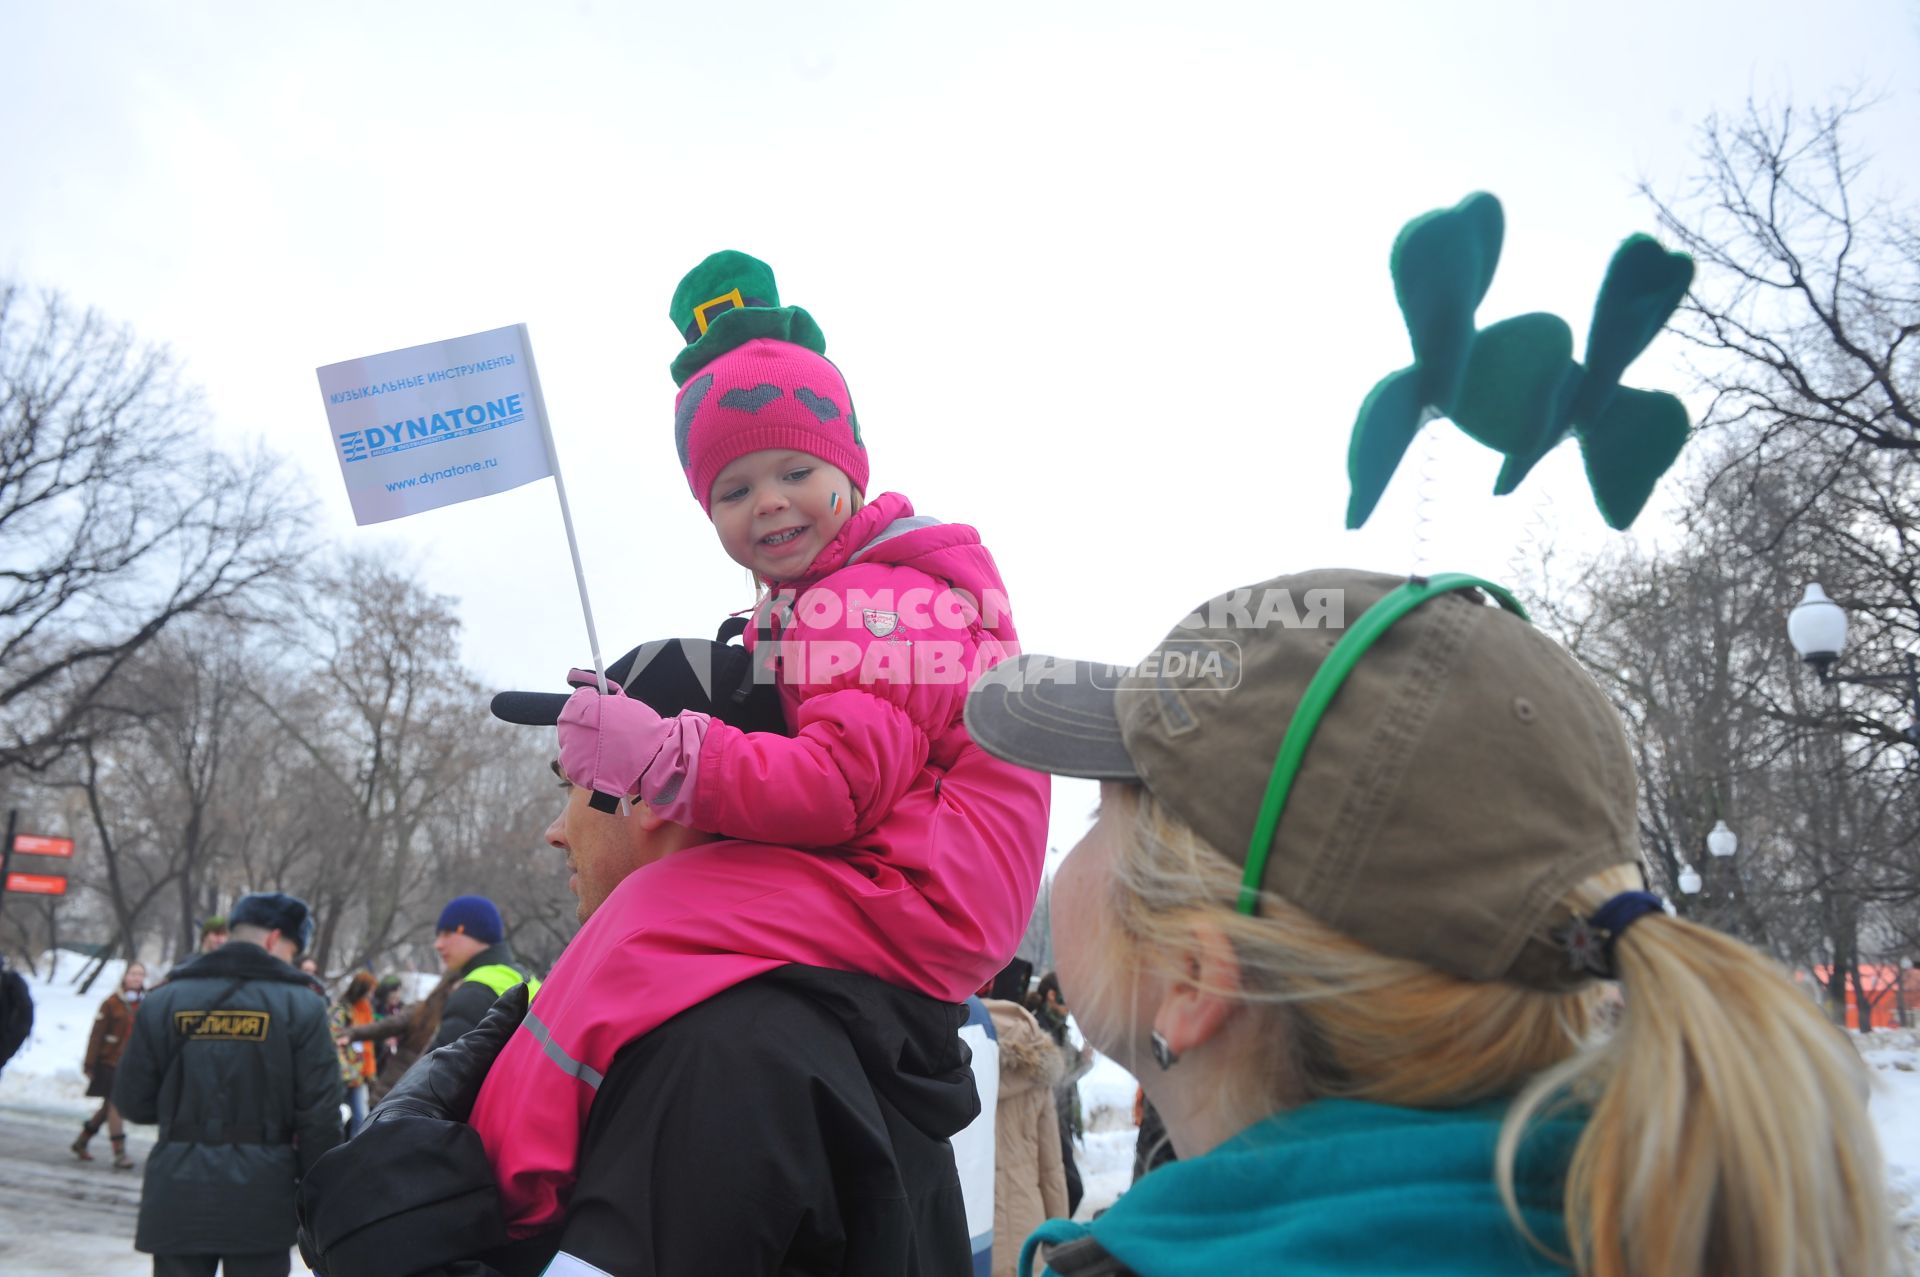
[1787,583,1920,744]
[1706,819,1738,858]
[1677,863,1702,895]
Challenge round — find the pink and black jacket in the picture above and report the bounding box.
[469,493,1051,1236]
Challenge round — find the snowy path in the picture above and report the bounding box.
[0,1107,316,1277]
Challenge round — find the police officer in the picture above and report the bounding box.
[428,895,539,1050]
[115,891,343,1277]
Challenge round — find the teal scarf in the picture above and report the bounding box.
[1021,1099,1581,1277]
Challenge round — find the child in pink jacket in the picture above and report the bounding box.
[469,252,1051,1236]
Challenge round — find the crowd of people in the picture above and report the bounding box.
[23,251,1902,1276]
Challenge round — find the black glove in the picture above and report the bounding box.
[373,983,530,1124]
[298,985,529,1276]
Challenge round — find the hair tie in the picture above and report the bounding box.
[1557,890,1669,979]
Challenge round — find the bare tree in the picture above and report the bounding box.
[1527,430,1920,1029]
[1643,96,1918,472]
[0,284,309,779]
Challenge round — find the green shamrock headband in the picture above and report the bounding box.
[1237,195,1693,912]
[1238,573,1529,914]
[1345,192,1694,531]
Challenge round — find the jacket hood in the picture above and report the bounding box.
[166,940,313,988]
[1023,1099,1580,1277]
[760,964,980,1142]
[986,998,1063,1100]
[775,492,1012,619]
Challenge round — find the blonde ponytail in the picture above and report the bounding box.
[1504,893,1891,1277]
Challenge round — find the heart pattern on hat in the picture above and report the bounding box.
[719,384,785,413]
[794,386,842,423]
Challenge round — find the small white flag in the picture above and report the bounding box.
[317,324,555,525]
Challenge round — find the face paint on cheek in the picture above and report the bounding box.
[829,491,842,516]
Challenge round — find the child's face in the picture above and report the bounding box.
[708,449,857,580]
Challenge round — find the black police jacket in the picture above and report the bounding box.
[115,940,344,1254]
[302,964,980,1277]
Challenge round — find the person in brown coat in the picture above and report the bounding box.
[347,968,458,1103]
[74,960,146,1169]
[984,996,1068,1277]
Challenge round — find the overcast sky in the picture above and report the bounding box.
[5,1,1918,854]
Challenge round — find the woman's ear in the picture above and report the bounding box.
[1150,918,1242,1058]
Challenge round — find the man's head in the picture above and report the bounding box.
[544,783,719,923]
[434,895,504,970]
[492,629,786,924]
[200,916,229,953]
[1036,970,1064,1013]
[228,892,316,964]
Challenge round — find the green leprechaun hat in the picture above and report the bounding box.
[668,250,828,387]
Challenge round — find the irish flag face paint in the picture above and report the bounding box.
[829,491,843,516]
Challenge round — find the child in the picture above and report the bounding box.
[469,252,1051,1236]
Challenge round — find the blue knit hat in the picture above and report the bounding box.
[436,895,504,945]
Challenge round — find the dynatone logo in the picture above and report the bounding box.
[174,1009,272,1042]
[862,609,900,638]
[337,393,527,465]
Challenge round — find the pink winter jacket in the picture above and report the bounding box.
[469,493,1051,1236]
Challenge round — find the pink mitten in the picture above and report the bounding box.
[634,713,712,826]
[556,671,669,810]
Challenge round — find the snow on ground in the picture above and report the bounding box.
[1859,1029,1920,1269]
[3,951,128,1121]
[1073,1052,1141,1221]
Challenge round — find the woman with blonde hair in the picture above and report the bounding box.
[964,568,1893,1277]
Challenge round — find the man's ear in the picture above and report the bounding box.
[629,799,669,833]
[1150,918,1242,1059]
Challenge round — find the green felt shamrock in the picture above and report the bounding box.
[1346,193,1694,531]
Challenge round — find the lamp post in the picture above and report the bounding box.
[1900,957,1913,1030]
[1680,820,1737,926]
[1787,583,1920,744]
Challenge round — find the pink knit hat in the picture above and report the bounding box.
[674,337,869,513]
[669,252,870,513]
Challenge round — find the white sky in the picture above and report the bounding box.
[5,1,1918,855]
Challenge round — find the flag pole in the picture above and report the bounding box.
[519,324,609,696]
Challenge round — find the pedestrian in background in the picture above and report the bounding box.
[428,895,538,1050]
[330,971,377,1137]
[985,994,1068,1277]
[73,960,146,1169]
[1029,971,1093,1217]
[349,969,457,1104]
[115,891,342,1277]
[0,953,31,1077]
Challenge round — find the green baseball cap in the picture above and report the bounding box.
[668,250,827,387]
[963,568,1641,991]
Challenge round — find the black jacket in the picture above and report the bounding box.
[431,942,533,1052]
[115,940,344,1255]
[0,958,31,1073]
[303,965,979,1277]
